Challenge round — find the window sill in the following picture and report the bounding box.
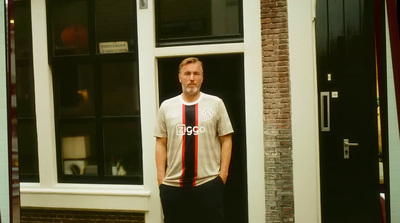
[20,183,151,211]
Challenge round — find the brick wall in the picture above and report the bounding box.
[20,208,145,223]
[261,0,294,222]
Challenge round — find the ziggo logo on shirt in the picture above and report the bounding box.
[176,124,206,136]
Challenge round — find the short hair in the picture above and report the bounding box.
[178,57,203,73]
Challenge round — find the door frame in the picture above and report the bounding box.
[144,1,266,222]
[288,0,322,222]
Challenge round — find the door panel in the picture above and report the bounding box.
[316,0,381,222]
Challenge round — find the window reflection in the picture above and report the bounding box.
[156,0,242,45]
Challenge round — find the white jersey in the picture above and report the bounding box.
[154,92,234,187]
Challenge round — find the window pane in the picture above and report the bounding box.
[156,0,242,44]
[17,120,39,181]
[14,0,39,182]
[16,65,35,118]
[14,0,32,59]
[60,123,98,176]
[95,0,136,54]
[56,64,95,117]
[51,0,89,56]
[103,122,142,177]
[101,61,140,116]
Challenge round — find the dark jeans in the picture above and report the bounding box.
[159,176,225,223]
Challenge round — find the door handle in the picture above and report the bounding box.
[344,139,359,159]
[320,92,330,132]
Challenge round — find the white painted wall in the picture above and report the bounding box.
[386,9,400,222]
[0,1,10,222]
[288,0,321,222]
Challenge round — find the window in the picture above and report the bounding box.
[48,0,142,184]
[155,0,243,46]
[14,0,39,182]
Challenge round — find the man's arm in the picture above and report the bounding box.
[155,137,167,186]
[219,134,232,184]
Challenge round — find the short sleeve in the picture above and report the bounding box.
[153,103,167,138]
[217,99,234,136]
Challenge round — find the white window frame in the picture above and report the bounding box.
[21,0,266,222]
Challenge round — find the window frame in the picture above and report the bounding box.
[46,0,143,185]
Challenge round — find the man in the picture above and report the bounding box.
[154,57,233,223]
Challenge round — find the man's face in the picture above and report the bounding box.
[179,62,204,96]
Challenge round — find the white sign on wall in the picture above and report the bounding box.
[99,41,129,54]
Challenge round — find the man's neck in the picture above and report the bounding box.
[181,92,201,103]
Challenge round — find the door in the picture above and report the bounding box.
[157,54,248,223]
[316,0,381,222]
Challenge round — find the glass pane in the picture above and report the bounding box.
[14,0,39,182]
[60,123,98,176]
[56,64,95,117]
[17,120,39,181]
[14,0,32,59]
[16,65,35,118]
[101,61,140,116]
[103,121,142,177]
[95,0,136,54]
[51,0,89,56]
[156,0,241,43]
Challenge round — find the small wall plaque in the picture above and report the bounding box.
[99,41,129,54]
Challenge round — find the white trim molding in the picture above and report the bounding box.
[288,0,321,222]
[243,0,267,222]
[20,183,151,211]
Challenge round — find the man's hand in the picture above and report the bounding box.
[157,174,165,187]
[219,173,228,184]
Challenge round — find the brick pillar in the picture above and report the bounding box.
[261,0,294,222]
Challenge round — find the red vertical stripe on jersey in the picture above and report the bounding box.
[193,104,199,187]
[180,104,186,187]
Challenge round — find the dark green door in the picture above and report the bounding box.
[316,0,381,222]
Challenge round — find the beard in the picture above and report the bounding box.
[185,87,199,95]
[183,85,200,96]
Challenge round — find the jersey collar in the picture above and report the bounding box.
[179,92,203,106]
